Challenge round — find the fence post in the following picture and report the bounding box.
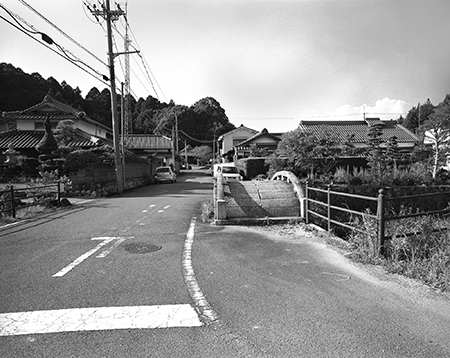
[305,181,309,224]
[57,181,61,205]
[377,188,385,255]
[327,184,332,232]
[10,185,16,218]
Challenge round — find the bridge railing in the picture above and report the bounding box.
[271,171,306,218]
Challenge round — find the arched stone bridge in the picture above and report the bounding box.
[214,171,305,225]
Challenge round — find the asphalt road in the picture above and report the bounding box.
[1,169,450,357]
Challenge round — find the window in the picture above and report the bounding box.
[34,121,57,130]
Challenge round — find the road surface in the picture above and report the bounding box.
[1,170,449,357]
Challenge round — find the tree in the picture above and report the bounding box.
[190,97,234,140]
[402,99,435,133]
[54,120,78,146]
[249,143,269,157]
[385,135,401,178]
[190,145,212,165]
[421,94,450,178]
[274,129,318,177]
[366,123,388,185]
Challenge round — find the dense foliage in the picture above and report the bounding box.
[0,63,235,148]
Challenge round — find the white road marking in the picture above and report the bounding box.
[0,220,26,229]
[182,217,218,324]
[158,210,164,213]
[164,205,171,209]
[0,304,202,336]
[52,237,115,277]
[149,204,156,208]
[142,210,148,213]
[96,237,128,258]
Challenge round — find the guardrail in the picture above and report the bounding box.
[0,182,62,218]
[305,183,450,253]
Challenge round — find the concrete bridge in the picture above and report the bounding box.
[214,171,305,225]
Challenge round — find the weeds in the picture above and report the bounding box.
[348,210,450,291]
[201,199,215,222]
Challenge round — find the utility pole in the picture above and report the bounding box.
[184,140,188,168]
[90,0,124,194]
[171,127,176,169]
[175,111,179,173]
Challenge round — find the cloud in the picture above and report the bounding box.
[300,98,411,121]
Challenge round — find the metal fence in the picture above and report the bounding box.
[0,182,62,218]
[305,183,450,253]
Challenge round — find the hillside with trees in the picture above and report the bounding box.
[0,62,235,147]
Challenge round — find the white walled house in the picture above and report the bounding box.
[217,124,258,162]
[0,94,113,159]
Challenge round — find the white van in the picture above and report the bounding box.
[213,163,243,182]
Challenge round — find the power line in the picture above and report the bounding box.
[19,0,107,67]
[179,129,214,144]
[0,6,109,87]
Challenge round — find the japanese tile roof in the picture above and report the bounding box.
[236,128,281,148]
[0,129,109,150]
[298,119,419,144]
[2,95,112,132]
[125,134,172,150]
[217,124,258,141]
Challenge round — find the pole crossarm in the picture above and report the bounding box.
[113,50,140,59]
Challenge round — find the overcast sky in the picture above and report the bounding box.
[1,0,449,132]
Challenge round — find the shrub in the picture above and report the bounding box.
[236,158,267,179]
[65,149,99,172]
[20,157,39,176]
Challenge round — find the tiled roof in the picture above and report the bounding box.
[125,134,172,150]
[236,128,281,148]
[2,95,112,132]
[0,129,107,150]
[298,119,419,144]
[217,124,258,141]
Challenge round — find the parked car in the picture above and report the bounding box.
[154,166,177,184]
[213,163,243,182]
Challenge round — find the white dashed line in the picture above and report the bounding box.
[0,304,202,336]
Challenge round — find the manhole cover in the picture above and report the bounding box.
[124,243,161,254]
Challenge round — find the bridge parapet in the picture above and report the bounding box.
[271,171,306,218]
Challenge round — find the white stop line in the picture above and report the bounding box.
[0,304,202,336]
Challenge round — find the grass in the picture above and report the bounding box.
[0,203,57,226]
[347,211,450,292]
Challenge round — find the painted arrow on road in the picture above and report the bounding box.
[52,237,131,277]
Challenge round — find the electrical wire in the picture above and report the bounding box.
[179,129,214,144]
[0,13,109,88]
[19,0,107,67]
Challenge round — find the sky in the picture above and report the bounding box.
[1,0,450,133]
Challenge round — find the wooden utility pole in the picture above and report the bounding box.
[91,0,124,194]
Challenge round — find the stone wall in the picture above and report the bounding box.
[67,162,155,197]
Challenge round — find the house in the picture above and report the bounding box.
[297,118,420,152]
[233,128,282,160]
[1,94,113,139]
[217,124,258,162]
[0,94,113,161]
[125,134,174,167]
